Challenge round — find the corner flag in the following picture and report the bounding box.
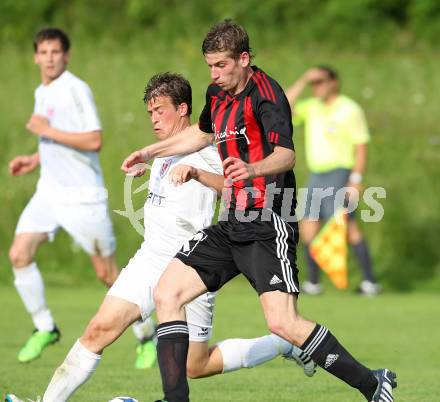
[310,208,348,289]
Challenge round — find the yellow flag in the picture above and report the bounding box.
[309,208,348,290]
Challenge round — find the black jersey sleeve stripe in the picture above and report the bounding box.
[252,75,270,100]
[256,72,275,103]
[260,72,277,102]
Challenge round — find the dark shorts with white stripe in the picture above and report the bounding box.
[175,210,300,295]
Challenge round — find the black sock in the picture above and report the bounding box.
[301,324,378,400]
[352,240,376,282]
[156,321,189,402]
[305,244,320,284]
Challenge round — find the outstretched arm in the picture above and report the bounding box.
[121,124,214,177]
[26,115,102,152]
[9,152,40,176]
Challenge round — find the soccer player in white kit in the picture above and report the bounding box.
[8,28,155,366]
[5,72,314,402]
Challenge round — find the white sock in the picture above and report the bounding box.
[13,262,55,331]
[43,339,101,402]
[132,317,156,343]
[217,334,292,373]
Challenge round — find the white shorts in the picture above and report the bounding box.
[107,242,216,342]
[15,189,116,257]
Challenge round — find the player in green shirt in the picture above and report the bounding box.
[286,66,380,296]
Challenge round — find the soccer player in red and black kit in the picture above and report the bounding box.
[122,20,396,402]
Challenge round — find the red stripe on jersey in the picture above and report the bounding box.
[223,98,247,209]
[275,133,279,143]
[259,71,276,102]
[244,96,266,208]
[256,72,273,102]
[210,96,218,116]
[251,74,269,99]
[213,97,228,145]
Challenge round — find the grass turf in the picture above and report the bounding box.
[0,278,438,401]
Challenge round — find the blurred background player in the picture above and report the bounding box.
[285,66,380,296]
[5,72,314,402]
[7,27,155,367]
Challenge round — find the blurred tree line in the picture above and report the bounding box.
[1,0,440,48]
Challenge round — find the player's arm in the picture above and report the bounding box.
[223,146,295,182]
[121,124,214,177]
[26,114,102,152]
[169,164,224,196]
[9,152,40,176]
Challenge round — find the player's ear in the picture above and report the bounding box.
[239,52,250,68]
[178,103,188,117]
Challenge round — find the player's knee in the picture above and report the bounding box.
[8,244,32,267]
[153,285,182,313]
[267,317,290,342]
[83,315,114,346]
[186,359,204,379]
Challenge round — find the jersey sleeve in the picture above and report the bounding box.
[256,83,294,149]
[198,87,214,133]
[348,105,370,144]
[69,82,102,132]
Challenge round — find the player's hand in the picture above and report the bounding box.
[26,114,50,136]
[9,154,39,176]
[303,68,325,84]
[223,157,256,182]
[169,165,198,186]
[121,149,150,177]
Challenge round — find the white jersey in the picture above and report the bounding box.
[34,70,105,202]
[143,145,222,256]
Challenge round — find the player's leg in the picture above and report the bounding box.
[252,213,395,401]
[347,219,380,295]
[153,224,239,402]
[90,253,119,287]
[299,218,322,294]
[153,259,208,402]
[185,291,316,379]
[10,191,61,362]
[260,291,396,400]
[43,247,158,402]
[43,295,141,402]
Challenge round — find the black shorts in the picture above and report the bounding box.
[175,210,299,295]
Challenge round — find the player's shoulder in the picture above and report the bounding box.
[61,70,93,93]
[338,94,364,114]
[250,66,285,103]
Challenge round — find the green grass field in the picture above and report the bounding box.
[1,279,438,401]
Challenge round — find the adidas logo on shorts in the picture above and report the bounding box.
[269,275,283,285]
[325,353,339,368]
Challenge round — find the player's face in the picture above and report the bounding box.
[147,96,187,140]
[205,51,250,94]
[310,72,338,101]
[34,39,69,84]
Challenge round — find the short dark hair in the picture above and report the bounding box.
[143,73,192,116]
[34,28,70,52]
[317,65,339,81]
[202,20,253,60]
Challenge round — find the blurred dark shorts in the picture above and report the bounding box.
[302,168,356,222]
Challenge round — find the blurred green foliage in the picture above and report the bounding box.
[1,0,440,47]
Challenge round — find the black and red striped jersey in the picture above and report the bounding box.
[199,66,296,215]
